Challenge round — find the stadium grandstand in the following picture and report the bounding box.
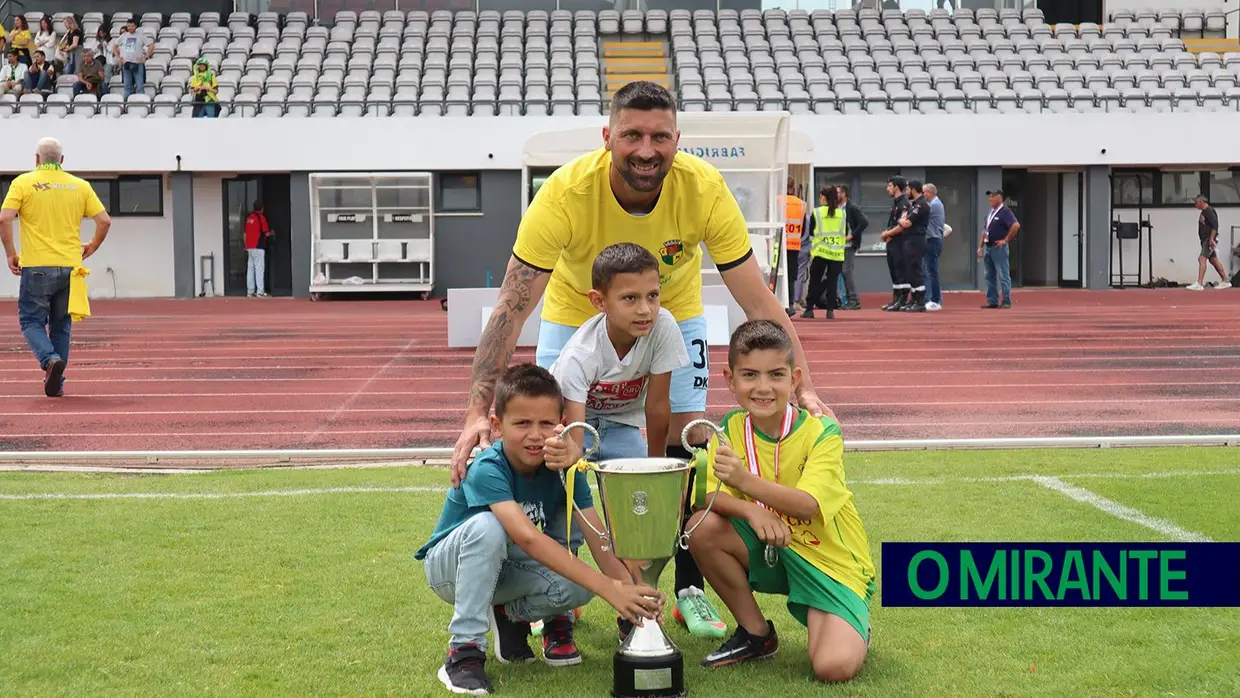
[1,0,1238,305]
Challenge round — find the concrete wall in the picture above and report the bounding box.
[431,171,523,297]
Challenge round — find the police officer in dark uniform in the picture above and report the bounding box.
[879,176,911,311]
[898,180,931,313]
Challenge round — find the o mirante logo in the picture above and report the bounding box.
[881,543,1240,607]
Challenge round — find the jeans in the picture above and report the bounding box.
[24,70,51,93]
[121,61,145,98]
[192,101,219,118]
[984,245,1012,305]
[923,237,943,304]
[842,247,858,304]
[18,267,73,381]
[423,512,594,651]
[582,417,646,461]
[246,248,266,294]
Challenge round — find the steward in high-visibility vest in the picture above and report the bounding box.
[801,186,848,320]
[783,189,806,312]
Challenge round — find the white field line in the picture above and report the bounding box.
[1032,476,1215,542]
[2,468,1237,501]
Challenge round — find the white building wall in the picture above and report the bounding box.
[0,179,175,299]
[193,176,224,296]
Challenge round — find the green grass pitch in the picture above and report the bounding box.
[1,447,1238,697]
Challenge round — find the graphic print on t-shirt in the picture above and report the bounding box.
[586,376,649,413]
[522,500,548,528]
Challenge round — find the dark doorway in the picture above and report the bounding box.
[222,175,293,297]
[1000,169,1028,287]
[1037,0,1103,26]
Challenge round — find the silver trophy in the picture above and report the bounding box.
[557,419,726,698]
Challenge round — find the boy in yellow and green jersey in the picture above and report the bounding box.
[686,319,875,683]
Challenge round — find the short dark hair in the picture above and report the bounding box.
[610,81,677,115]
[908,179,923,194]
[839,184,851,197]
[728,320,794,368]
[494,364,563,420]
[888,175,907,189]
[591,242,659,292]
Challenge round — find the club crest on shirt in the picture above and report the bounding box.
[659,239,684,266]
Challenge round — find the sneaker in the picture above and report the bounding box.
[925,301,942,311]
[531,607,581,638]
[673,586,727,639]
[44,357,66,398]
[1000,300,1011,308]
[981,302,999,309]
[489,605,535,664]
[438,645,492,695]
[541,615,582,666]
[701,620,779,668]
[1186,283,1204,291]
[1215,281,1232,289]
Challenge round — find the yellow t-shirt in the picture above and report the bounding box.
[706,408,876,603]
[1,164,105,268]
[513,148,753,326]
[9,29,31,50]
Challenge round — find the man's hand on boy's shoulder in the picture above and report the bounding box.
[542,424,582,471]
[796,386,835,421]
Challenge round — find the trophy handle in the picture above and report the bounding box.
[556,421,611,549]
[677,419,728,550]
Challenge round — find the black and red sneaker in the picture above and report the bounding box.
[700,620,779,668]
[437,644,492,695]
[542,614,583,666]
[489,605,535,664]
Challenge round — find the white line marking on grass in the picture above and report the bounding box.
[1031,476,1214,542]
[2,469,1237,502]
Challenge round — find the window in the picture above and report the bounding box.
[87,180,113,214]
[1208,170,1240,205]
[438,173,481,212]
[1160,172,1202,205]
[86,176,162,216]
[1112,172,1154,206]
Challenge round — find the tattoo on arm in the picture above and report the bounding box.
[467,259,548,412]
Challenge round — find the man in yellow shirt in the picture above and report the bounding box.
[450,80,831,638]
[687,320,874,682]
[1,137,111,397]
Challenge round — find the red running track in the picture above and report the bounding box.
[1,290,1238,452]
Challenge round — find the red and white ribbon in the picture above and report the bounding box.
[742,403,796,510]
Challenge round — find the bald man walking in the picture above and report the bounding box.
[1,137,111,396]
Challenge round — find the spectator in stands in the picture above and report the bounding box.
[23,51,53,96]
[190,57,219,118]
[922,184,946,311]
[244,201,273,297]
[95,26,117,79]
[1188,195,1232,290]
[0,49,27,95]
[979,190,1019,309]
[0,137,112,398]
[73,51,103,98]
[452,80,831,643]
[57,16,82,76]
[8,16,31,64]
[115,19,152,99]
[838,185,867,310]
[34,17,56,63]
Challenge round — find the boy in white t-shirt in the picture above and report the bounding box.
[550,242,690,461]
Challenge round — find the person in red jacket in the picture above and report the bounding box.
[244,201,273,297]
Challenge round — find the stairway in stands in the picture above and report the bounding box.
[599,35,673,109]
[1183,37,1240,54]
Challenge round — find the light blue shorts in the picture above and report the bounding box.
[535,314,709,415]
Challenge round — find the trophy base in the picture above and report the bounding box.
[612,649,686,698]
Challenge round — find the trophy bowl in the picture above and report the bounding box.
[559,421,726,698]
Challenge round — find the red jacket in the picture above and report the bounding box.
[244,212,271,249]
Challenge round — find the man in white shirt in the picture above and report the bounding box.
[0,50,29,95]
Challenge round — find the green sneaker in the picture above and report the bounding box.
[674,586,727,639]
[530,607,582,637]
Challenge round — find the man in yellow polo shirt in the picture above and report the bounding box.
[450,80,831,639]
[1,137,111,397]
